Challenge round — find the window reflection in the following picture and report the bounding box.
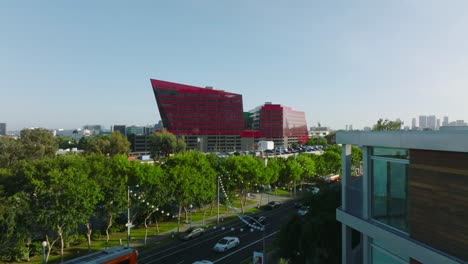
[371,148,409,232]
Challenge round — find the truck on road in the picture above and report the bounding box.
[257,141,274,152]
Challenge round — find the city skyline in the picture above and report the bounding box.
[2,1,468,131]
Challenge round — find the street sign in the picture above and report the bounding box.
[253,251,264,264]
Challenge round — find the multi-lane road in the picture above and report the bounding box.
[138,200,297,264]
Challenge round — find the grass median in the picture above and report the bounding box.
[17,199,259,264]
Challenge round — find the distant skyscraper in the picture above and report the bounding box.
[113,125,126,136]
[126,126,145,136]
[345,125,348,131]
[349,124,353,131]
[412,118,417,130]
[456,120,466,126]
[427,115,436,130]
[443,116,449,126]
[436,119,440,130]
[419,115,427,130]
[0,123,5,135]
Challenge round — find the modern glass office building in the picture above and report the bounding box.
[151,79,247,151]
[258,103,308,145]
[337,131,467,264]
[150,79,309,151]
[151,79,245,136]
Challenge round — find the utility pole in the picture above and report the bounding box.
[127,186,131,248]
[294,153,297,197]
[217,175,220,224]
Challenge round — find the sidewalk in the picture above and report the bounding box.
[131,192,293,248]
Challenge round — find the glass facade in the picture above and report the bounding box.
[151,79,245,135]
[371,239,408,264]
[371,147,409,232]
[259,104,308,143]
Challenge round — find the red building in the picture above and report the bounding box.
[151,79,247,151]
[151,79,245,135]
[150,79,308,151]
[257,103,309,145]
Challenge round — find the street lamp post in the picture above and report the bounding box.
[127,186,131,248]
[189,204,193,229]
[41,241,47,264]
[177,212,181,233]
[267,185,270,204]
[256,189,260,208]
[217,175,220,224]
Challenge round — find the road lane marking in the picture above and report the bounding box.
[140,201,295,262]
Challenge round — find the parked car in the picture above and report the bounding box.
[265,201,281,210]
[193,261,213,264]
[297,206,310,216]
[213,237,240,252]
[182,227,205,240]
[307,187,320,195]
[294,201,303,208]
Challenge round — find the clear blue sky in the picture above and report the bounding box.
[2,1,468,131]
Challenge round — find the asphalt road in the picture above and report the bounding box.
[138,200,297,264]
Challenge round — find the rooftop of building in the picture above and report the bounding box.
[150,78,240,96]
[337,130,468,153]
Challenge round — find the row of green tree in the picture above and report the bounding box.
[0,128,361,262]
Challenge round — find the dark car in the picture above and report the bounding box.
[265,201,281,210]
[182,227,205,240]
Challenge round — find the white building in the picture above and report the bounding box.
[418,115,427,130]
[427,115,436,130]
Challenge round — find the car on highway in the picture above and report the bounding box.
[192,261,213,264]
[182,227,205,240]
[297,206,310,216]
[307,186,320,194]
[294,201,303,208]
[265,201,281,210]
[213,236,240,252]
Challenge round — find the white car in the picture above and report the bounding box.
[213,236,240,252]
[182,227,205,240]
[307,187,320,194]
[297,206,310,216]
[192,261,213,264]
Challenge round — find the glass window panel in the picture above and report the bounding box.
[388,162,408,231]
[371,155,409,232]
[372,159,388,218]
[371,246,406,264]
[372,239,409,261]
[372,148,409,160]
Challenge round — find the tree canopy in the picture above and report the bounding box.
[148,129,186,159]
[278,186,341,263]
[372,118,402,131]
[307,137,327,146]
[80,131,130,156]
[0,127,354,261]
